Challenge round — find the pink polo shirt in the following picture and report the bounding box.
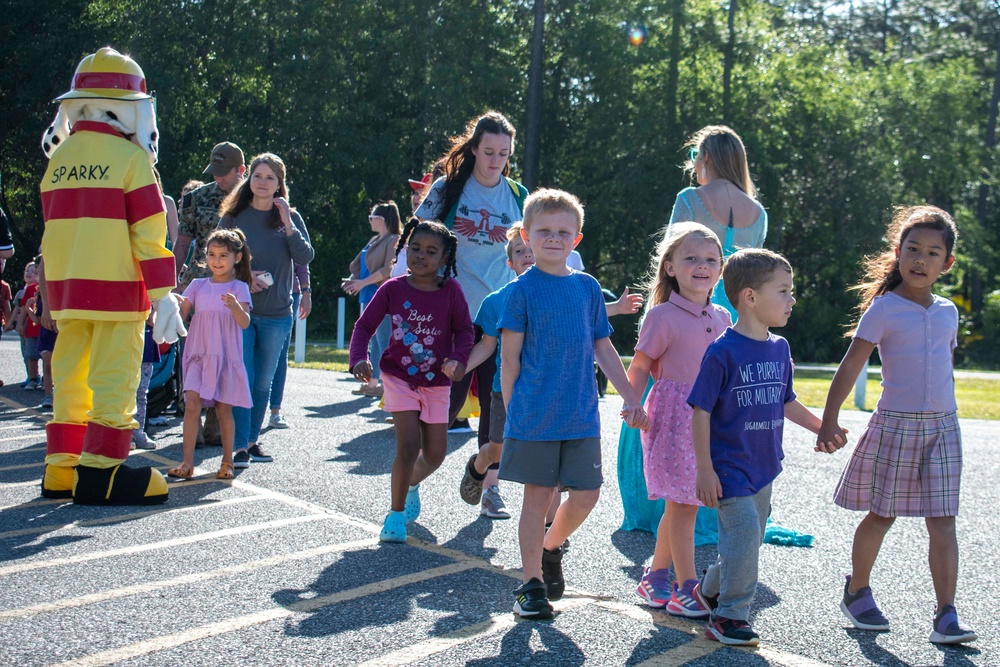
[855,291,958,413]
[635,291,732,384]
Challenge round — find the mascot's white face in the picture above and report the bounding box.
[42,97,159,166]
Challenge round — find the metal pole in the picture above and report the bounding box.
[854,360,869,410]
[337,297,346,349]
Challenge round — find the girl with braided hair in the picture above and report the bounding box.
[349,218,475,543]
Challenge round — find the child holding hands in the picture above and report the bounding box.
[688,248,841,646]
[817,206,976,644]
[498,189,649,619]
[627,223,731,617]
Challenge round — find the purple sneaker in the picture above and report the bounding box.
[667,579,710,618]
[929,604,977,644]
[636,567,671,609]
[840,575,889,631]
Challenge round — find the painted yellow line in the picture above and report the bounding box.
[357,615,517,667]
[357,596,596,666]
[755,647,835,667]
[0,537,380,622]
[51,561,478,667]
[0,513,328,576]
[593,601,835,667]
[632,639,721,666]
[0,490,263,540]
[0,395,48,421]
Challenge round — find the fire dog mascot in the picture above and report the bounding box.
[39,47,186,504]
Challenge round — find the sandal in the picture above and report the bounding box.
[167,462,194,479]
[216,461,234,480]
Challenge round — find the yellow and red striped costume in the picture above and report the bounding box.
[41,121,175,491]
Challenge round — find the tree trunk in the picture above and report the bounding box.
[667,0,684,138]
[974,16,1000,315]
[523,0,545,190]
[723,0,737,123]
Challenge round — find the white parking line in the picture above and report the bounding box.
[0,513,329,576]
[0,537,380,621]
[51,561,479,667]
[0,491,264,540]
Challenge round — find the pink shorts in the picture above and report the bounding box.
[381,374,451,424]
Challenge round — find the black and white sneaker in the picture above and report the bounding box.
[541,546,565,601]
[514,578,553,619]
[233,450,250,469]
[248,444,273,462]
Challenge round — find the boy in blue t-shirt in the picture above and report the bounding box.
[687,248,841,646]
[448,224,646,520]
[497,189,649,620]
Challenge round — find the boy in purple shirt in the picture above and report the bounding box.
[688,248,841,646]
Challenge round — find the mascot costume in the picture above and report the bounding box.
[39,47,187,505]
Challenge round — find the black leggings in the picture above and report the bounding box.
[448,325,496,455]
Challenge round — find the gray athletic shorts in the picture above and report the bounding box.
[489,392,506,444]
[499,436,603,490]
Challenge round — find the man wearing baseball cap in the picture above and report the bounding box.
[172,141,246,289]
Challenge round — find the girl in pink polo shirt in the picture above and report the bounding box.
[818,206,976,645]
[626,223,731,616]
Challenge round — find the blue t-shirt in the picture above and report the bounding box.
[475,284,512,394]
[687,328,796,497]
[498,267,612,441]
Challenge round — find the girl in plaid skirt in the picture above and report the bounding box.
[817,206,976,645]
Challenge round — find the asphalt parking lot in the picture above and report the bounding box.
[0,336,994,666]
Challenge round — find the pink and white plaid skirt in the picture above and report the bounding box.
[834,409,962,517]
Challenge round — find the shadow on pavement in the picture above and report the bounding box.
[468,622,585,666]
[846,627,981,666]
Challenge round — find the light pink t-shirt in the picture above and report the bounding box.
[635,291,732,384]
[855,291,958,412]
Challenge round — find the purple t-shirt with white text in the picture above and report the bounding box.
[687,328,796,497]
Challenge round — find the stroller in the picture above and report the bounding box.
[145,341,183,420]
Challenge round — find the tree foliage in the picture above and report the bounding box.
[1,0,998,366]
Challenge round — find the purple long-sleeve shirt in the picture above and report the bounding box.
[349,276,474,388]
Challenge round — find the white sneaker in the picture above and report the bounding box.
[481,486,511,519]
[269,413,290,429]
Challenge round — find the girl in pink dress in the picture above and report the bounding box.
[626,222,731,616]
[169,229,252,481]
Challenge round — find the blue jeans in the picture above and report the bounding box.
[269,293,301,410]
[360,300,391,381]
[701,483,772,622]
[234,313,293,451]
[370,315,391,381]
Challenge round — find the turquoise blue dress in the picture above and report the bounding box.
[617,186,767,538]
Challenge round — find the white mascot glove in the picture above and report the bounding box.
[152,293,187,344]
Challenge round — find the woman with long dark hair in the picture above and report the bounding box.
[414,110,528,519]
[218,153,314,468]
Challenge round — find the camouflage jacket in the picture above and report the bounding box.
[177,181,228,283]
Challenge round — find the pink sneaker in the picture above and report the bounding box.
[666,579,710,618]
[636,567,671,609]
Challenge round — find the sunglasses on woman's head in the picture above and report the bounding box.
[689,147,700,162]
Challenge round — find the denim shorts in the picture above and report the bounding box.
[22,335,40,361]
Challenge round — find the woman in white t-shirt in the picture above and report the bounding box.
[414,111,527,518]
